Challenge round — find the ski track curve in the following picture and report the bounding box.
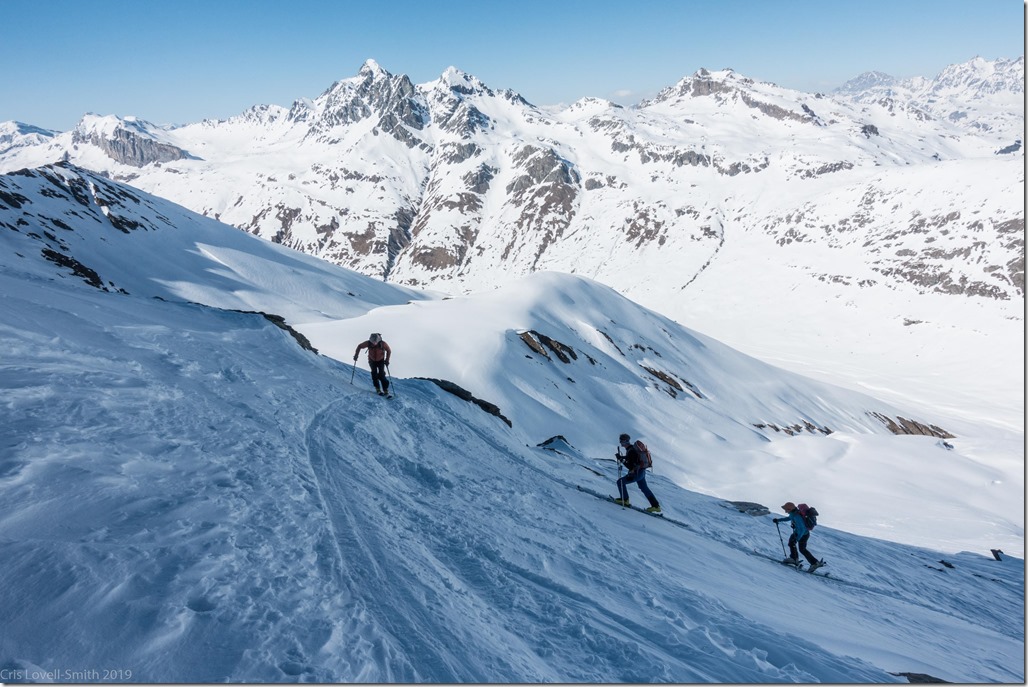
[303,394,479,681]
[299,382,895,682]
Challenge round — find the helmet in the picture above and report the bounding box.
[369,333,382,344]
[619,433,630,444]
[781,502,796,512]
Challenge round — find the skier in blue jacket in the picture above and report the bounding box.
[773,502,823,571]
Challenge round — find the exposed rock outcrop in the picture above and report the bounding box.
[73,127,192,168]
[416,377,512,427]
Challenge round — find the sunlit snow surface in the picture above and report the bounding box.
[0,166,1022,682]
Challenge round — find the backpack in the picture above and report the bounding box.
[797,503,818,530]
[634,440,653,470]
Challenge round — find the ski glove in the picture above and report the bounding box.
[353,355,358,361]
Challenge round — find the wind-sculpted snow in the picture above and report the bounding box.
[299,384,941,683]
[0,167,1022,681]
[0,273,1020,681]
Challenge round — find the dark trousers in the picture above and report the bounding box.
[617,470,659,508]
[789,533,818,565]
[370,360,389,392]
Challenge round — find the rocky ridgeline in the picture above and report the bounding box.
[0,58,1022,304]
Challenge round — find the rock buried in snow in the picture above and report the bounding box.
[723,501,771,516]
[890,671,950,683]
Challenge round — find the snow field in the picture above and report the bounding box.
[0,164,1021,681]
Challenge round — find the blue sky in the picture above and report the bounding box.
[2,0,1023,131]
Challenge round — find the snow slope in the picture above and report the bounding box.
[0,254,1022,682]
[300,271,1024,557]
[0,164,1024,682]
[0,58,1020,451]
[3,164,1021,558]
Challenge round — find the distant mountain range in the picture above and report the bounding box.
[0,56,1022,421]
[0,57,1021,295]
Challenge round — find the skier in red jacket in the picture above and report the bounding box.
[353,333,392,396]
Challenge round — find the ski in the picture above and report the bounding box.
[607,495,664,518]
[752,550,832,578]
[575,485,691,531]
[789,562,831,577]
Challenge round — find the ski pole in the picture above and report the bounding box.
[386,363,394,397]
[350,359,356,384]
[616,447,624,506]
[775,520,787,557]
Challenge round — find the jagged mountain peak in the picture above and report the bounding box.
[435,65,492,96]
[834,70,899,95]
[234,103,290,125]
[693,66,746,82]
[191,103,292,130]
[833,55,1024,144]
[314,60,415,108]
[641,66,776,106]
[418,67,502,138]
[931,55,1025,97]
[319,59,396,95]
[304,61,427,142]
[837,55,1024,102]
[358,57,390,79]
[286,96,315,123]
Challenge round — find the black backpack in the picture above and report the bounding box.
[798,503,818,530]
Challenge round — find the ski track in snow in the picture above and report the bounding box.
[294,381,1014,682]
[0,162,1022,681]
[305,394,485,681]
[0,297,1021,681]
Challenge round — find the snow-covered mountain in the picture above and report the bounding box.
[0,163,1022,682]
[2,58,1021,295]
[836,56,1024,148]
[0,57,1022,435]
